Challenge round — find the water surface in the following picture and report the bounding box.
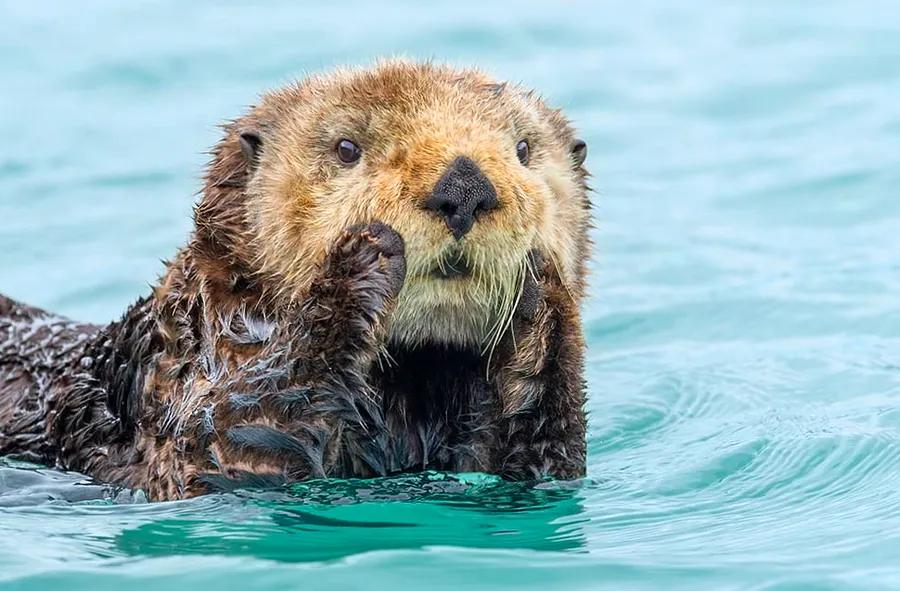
[1,1,900,589]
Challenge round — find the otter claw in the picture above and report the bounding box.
[341,222,407,295]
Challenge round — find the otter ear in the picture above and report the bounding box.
[239,129,263,165]
[570,139,587,167]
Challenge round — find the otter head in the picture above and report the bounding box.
[194,60,590,349]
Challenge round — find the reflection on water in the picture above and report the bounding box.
[115,473,587,562]
[0,459,144,506]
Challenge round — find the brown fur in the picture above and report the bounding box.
[0,60,591,500]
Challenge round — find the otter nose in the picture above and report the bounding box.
[425,156,498,240]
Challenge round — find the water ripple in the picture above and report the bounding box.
[2,0,900,589]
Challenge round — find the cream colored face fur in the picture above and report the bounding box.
[244,61,588,349]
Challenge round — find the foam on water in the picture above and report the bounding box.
[1,1,899,589]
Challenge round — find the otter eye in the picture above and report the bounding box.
[516,139,530,166]
[336,139,362,164]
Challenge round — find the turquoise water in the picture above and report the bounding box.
[2,1,900,589]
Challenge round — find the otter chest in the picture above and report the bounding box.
[371,344,497,474]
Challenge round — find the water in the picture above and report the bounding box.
[1,1,899,589]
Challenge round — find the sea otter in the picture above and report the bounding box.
[0,60,591,501]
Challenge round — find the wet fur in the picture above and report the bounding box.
[0,61,590,500]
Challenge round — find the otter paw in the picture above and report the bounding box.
[337,222,407,296]
[515,250,545,320]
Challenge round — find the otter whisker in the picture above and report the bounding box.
[375,342,398,372]
[483,256,526,379]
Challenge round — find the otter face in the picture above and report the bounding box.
[239,61,590,349]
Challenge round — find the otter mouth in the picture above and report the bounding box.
[431,249,472,280]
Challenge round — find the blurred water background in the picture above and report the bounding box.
[1,1,899,589]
